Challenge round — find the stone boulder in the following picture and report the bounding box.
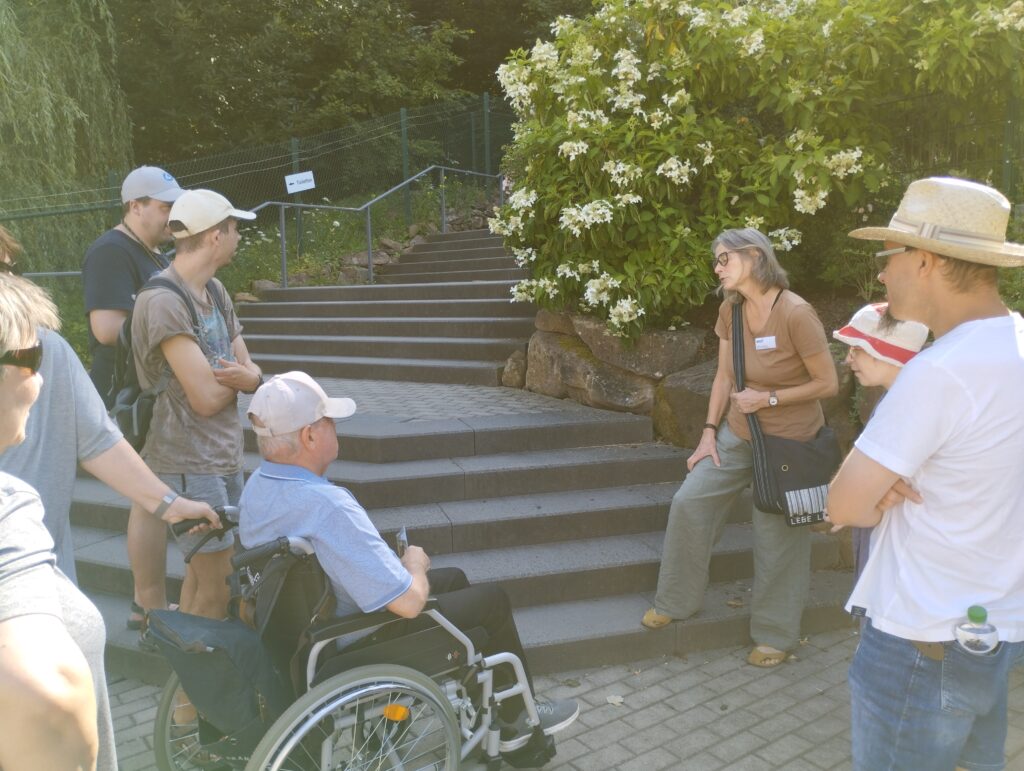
[339,250,393,266]
[571,316,705,379]
[233,291,260,304]
[534,309,575,336]
[501,350,527,388]
[251,279,280,293]
[378,237,405,255]
[403,235,428,252]
[526,331,655,413]
[651,358,718,446]
[337,265,369,284]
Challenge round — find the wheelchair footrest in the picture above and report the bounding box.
[500,727,557,769]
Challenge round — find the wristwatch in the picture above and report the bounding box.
[768,390,779,407]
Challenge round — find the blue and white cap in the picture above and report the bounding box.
[121,166,184,204]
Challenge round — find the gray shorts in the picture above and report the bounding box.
[158,471,243,556]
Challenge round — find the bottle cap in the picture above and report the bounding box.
[967,605,987,624]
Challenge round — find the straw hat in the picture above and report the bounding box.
[849,177,1024,267]
[833,303,929,368]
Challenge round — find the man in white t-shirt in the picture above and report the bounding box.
[828,177,1024,771]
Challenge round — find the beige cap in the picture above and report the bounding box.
[168,189,256,238]
[248,372,356,437]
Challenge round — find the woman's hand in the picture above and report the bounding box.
[687,430,720,471]
[729,388,768,414]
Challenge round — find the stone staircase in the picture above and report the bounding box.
[242,231,531,385]
[72,230,853,687]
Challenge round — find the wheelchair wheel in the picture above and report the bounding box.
[154,673,207,771]
[245,664,461,771]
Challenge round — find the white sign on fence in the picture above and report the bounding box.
[285,171,316,194]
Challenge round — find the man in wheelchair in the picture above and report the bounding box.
[238,371,580,756]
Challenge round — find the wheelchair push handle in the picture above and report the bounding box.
[231,537,291,570]
[170,505,240,536]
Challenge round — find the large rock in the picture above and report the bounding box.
[339,250,393,266]
[233,291,260,304]
[501,350,527,389]
[378,237,405,255]
[251,279,280,292]
[337,265,369,284]
[652,359,718,446]
[534,309,575,335]
[526,331,655,413]
[571,316,705,379]
[403,235,428,252]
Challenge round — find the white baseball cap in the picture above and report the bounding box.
[833,303,929,368]
[121,166,184,203]
[248,371,356,437]
[168,189,256,238]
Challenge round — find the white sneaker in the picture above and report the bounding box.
[498,698,580,753]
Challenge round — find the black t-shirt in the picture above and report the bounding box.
[82,228,169,404]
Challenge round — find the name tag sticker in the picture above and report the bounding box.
[754,336,777,351]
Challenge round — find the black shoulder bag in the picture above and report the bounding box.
[731,300,841,527]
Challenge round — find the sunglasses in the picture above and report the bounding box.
[0,342,43,373]
[874,245,913,271]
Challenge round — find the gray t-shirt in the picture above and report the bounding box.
[0,328,122,580]
[0,472,116,771]
[132,266,243,475]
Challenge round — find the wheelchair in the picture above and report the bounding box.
[151,509,558,771]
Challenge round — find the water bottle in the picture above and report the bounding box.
[953,605,999,655]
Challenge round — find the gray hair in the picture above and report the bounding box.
[0,272,59,364]
[712,227,790,304]
[251,417,301,461]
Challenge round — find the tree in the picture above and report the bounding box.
[110,0,464,159]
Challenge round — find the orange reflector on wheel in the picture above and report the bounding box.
[383,704,410,721]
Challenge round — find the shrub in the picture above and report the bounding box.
[490,0,1024,336]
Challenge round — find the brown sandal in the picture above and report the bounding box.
[641,608,673,629]
[747,646,788,667]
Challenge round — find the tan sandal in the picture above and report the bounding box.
[642,608,673,629]
[747,645,788,667]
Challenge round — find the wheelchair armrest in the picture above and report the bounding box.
[307,598,442,643]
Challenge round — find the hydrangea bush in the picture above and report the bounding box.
[490,0,1024,336]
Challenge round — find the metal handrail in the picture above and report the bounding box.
[23,165,504,287]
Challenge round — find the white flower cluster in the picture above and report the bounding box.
[609,297,646,329]
[602,160,643,187]
[550,15,575,36]
[722,6,749,26]
[559,200,615,236]
[509,278,559,304]
[508,188,538,212]
[786,129,823,152]
[530,41,560,72]
[821,19,834,38]
[662,88,691,109]
[769,227,803,251]
[487,212,525,236]
[656,156,696,185]
[676,3,713,31]
[583,272,621,307]
[615,193,643,207]
[558,140,590,161]
[512,247,538,268]
[567,109,611,131]
[741,29,765,58]
[823,148,863,179]
[497,62,537,111]
[984,1,1024,31]
[607,85,646,115]
[647,62,665,81]
[697,141,715,166]
[612,49,643,86]
[745,215,765,229]
[793,188,828,215]
[647,109,669,129]
[568,42,601,69]
[556,263,579,279]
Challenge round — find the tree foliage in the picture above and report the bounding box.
[490,0,1024,336]
[110,0,465,159]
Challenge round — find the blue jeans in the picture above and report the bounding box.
[850,621,1024,771]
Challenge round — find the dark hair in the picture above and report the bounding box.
[122,196,152,217]
[712,227,789,303]
[937,255,998,293]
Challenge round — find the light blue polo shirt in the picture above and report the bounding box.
[239,461,411,617]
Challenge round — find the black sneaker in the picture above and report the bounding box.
[498,698,580,753]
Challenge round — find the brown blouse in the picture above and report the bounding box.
[714,290,829,442]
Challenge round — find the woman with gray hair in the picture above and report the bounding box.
[643,228,838,668]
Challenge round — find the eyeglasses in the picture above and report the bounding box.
[711,248,752,268]
[0,260,21,276]
[0,342,43,373]
[874,246,913,271]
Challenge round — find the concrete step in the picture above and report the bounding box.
[408,237,504,254]
[239,298,533,319]
[238,317,536,339]
[254,281,517,303]
[424,229,494,243]
[253,352,506,386]
[382,256,517,274]
[377,268,528,284]
[518,570,855,673]
[401,246,509,262]
[245,334,526,362]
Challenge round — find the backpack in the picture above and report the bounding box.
[109,276,229,450]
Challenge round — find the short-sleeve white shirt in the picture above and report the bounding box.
[846,313,1024,642]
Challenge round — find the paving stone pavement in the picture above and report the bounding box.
[113,626,1024,770]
